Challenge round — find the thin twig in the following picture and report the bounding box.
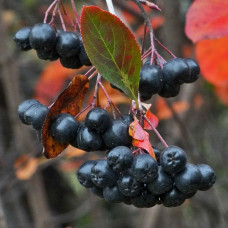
[44,0,59,23]
[58,10,66,31]
[71,0,81,30]
[155,37,176,58]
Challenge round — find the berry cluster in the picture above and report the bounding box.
[18,101,133,152]
[14,23,92,68]
[77,146,216,208]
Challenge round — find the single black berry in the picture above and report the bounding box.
[107,146,133,172]
[18,99,40,124]
[91,159,117,188]
[73,124,104,151]
[29,23,56,51]
[36,48,59,61]
[139,64,163,101]
[147,166,173,195]
[79,41,92,66]
[160,146,187,175]
[158,82,180,98]
[161,186,186,207]
[117,170,143,197]
[14,27,32,51]
[50,113,79,144]
[152,146,161,164]
[197,164,216,191]
[76,160,96,188]
[131,190,158,208]
[24,103,49,130]
[132,154,158,183]
[183,58,200,83]
[56,31,81,57]
[60,55,82,69]
[102,119,132,149]
[122,114,134,126]
[85,107,111,133]
[175,163,202,195]
[103,185,126,203]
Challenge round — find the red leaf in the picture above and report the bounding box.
[196,35,228,86]
[185,0,228,43]
[42,75,89,159]
[132,133,156,160]
[129,119,146,140]
[144,109,159,130]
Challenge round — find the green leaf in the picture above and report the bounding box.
[80,6,141,101]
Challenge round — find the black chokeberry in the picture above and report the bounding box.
[161,186,186,207]
[152,146,161,164]
[14,27,32,51]
[79,42,92,66]
[147,166,173,195]
[24,103,49,130]
[131,191,158,208]
[139,64,163,101]
[85,107,111,133]
[103,185,126,203]
[91,159,117,188]
[74,125,104,151]
[162,58,189,85]
[132,154,158,183]
[56,31,81,57]
[117,170,143,197]
[158,82,180,98]
[18,99,40,124]
[29,23,56,51]
[197,164,216,191]
[60,55,82,69]
[102,119,132,149]
[36,48,59,61]
[50,113,79,144]
[107,146,133,172]
[122,114,134,126]
[76,160,96,188]
[183,58,200,83]
[160,146,187,175]
[175,163,202,195]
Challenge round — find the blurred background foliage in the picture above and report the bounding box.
[0,0,228,227]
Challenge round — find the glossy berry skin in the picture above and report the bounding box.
[139,65,163,101]
[175,164,202,195]
[74,125,103,151]
[122,114,134,126]
[117,170,143,197]
[14,27,32,51]
[161,187,186,207]
[132,154,158,183]
[158,82,180,98]
[102,119,132,149]
[29,23,56,51]
[56,31,81,57]
[91,159,117,188]
[103,185,126,203]
[36,49,59,61]
[152,146,161,165]
[76,160,96,188]
[197,164,216,191]
[107,146,133,172]
[85,107,111,133]
[162,58,189,85]
[79,42,92,66]
[131,191,158,208]
[183,58,200,83]
[18,99,40,124]
[147,166,173,195]
[24,103,48,130]
[60,55,82,69]
[91,186,103,198]
[50,113,79,144]
[160,146,187,175]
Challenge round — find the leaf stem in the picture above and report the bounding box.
[106,0,117,15]
[144,115,169,148]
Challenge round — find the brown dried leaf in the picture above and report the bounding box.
[42,75,89,159]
